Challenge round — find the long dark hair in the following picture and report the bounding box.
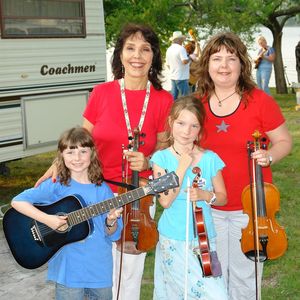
[111,23,163,90]
[57,127,103,186]
[196,32,256,105]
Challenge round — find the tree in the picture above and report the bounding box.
[103,0,300,94]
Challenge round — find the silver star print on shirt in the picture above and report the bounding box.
[216,120,230,133]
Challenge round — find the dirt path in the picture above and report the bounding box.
[0,229,54,300]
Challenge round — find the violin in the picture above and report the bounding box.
[116,127,158,254]
[192,166,212,277]
[241,130,288,262]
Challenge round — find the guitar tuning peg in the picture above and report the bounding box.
[157,172,161,177]
[164,190,169,196]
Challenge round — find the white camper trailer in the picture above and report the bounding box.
[0,0,106,174]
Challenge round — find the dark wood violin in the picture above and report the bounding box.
[117,127,158,254]
[192,166,212,277]
[241,130,288,262]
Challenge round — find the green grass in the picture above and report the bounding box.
[0,89,299,299]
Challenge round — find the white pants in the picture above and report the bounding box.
[112,244,146,300]
[212,209,263,300]
[112,195,156,300]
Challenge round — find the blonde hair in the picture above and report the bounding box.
[257,35,266,43]
[56,127,103,186]
[166,96,206,144]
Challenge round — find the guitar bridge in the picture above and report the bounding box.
[31,222,45,246]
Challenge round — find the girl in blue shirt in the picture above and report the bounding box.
[11,127,123,300]
[150,96,228,299]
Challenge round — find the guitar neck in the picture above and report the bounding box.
[67,186,147,226]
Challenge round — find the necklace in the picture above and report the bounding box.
[172,144,195,156]
[215,91,236,107]
[120,78,151,138]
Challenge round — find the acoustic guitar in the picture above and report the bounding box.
[2,172,179,269]
[254,47,268,69]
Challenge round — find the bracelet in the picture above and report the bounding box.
[105,217,117,228]
[207,192,217,205]
[147,156,152,170]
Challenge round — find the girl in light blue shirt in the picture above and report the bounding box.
[151,96,228,300]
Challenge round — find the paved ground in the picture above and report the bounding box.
[0,227,55,299]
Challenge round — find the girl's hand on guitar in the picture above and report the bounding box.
[34,162,58,188]
[45,214,68,231]
[107,207,123,222]
[124,150,149,171]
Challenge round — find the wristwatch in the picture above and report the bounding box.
[105,217,117,228]
[269,155,273,165]
[208,192,217,205]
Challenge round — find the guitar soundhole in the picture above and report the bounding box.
[56,223,69,232]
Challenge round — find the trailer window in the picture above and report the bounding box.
[0,0,86,38]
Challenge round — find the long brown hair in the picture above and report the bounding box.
[56,127,103,186]
[196,32,256,104]
[111,23,163,90]
[165,96,206,144]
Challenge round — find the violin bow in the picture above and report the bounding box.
[247,132,262,300]
[184,177,191,300]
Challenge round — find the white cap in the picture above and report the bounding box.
[170,31,186,41]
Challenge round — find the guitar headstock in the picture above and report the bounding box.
[146,171,179,194]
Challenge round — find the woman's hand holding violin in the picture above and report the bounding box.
[252,149,273,167]
[124,150,150,171]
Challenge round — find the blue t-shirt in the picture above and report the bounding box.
[258,46,275,70]
[13,178,122,288]
[151,149,225,241]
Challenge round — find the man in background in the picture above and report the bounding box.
[166,31,190,100]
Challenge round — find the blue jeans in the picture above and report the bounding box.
[256,67,272,95]
[171,79,189,100]
[55,283,112,300]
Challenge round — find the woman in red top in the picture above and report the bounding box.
[196,32,292,300]
[36,24,173,300]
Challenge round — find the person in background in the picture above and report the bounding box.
[35,24,173,300]
[296,40,300,83]
[196,32,292,300]
[166,31,190,100]
[151,96,228,300]
[255,35,275,95]
[12,127,123,300]
[185,40,201,93]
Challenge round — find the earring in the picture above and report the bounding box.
[149,66,153,76]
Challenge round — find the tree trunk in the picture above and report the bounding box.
[272,30,288,94]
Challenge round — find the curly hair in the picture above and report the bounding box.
[196,32,256,105]
[111,23,163,90]
[56,127,103,186]
[185,41,196,55]
[165,95,206,144]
